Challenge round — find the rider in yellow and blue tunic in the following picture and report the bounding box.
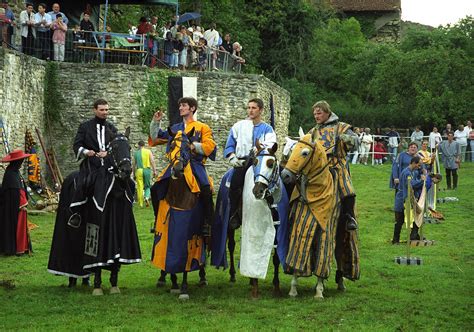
[149,97,217,234]
[308,100,360,284]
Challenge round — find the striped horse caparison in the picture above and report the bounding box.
[281,133,338,299]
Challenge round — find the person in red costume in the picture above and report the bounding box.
[0,149,32,255]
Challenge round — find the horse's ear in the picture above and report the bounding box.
[186,127,195,140]
[124,126,131,139]
[298,127,305,139]
[269,142,278,155]
[167,127,176,137]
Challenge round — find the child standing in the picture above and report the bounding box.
[373,140,386,165]
[52,14,67,61]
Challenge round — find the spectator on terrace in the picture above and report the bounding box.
[410,126,424,148]
[179,26,190,70]
[162,21,171,39]
[428,126,442,153]
[203,23,219,70]
[34,3,52,60]
[80,12,95,62]
[48,3,68,25]
[220,33,232,53]
[163,31,173,66]
[51,13,67,62]
[454,124,468,162]
[196,37,207,71]
[170,32,183,70]
[128,22,137,36]
[1,0,15,48]
[19,3,35,56]
[231,42,245,70]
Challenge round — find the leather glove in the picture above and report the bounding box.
[228,154,244,167]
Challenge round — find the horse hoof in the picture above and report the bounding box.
[156,280,166,288]
[273,288,282,298]
[170,288,181,294]
[314,293,324,300]
[110,286,120,294]
[288,289,298,297]
[229,276,236,283]
[92,288,104,296]
[198,280,208,287]
[178,293,190,301]
[337,282,346,292]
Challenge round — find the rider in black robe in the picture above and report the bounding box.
[68,100,117,227]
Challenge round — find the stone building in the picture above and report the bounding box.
[330,0,401,42]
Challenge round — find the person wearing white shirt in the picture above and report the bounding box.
[410,126,424,148]
[428,126,442,152]
[467,120,474,162]
[454,124,468,162]
[203,23,220,70]
[34,3,52,60]
[359,127,373,165]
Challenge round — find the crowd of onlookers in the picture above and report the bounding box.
[128,19,245,71]
[348,120,474,165]
[0,1,245,71]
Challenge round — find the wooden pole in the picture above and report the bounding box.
[35,127,61,191]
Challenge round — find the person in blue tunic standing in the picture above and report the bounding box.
[224,98,277,230]
[392,155,425,244]
[389,141,418,192]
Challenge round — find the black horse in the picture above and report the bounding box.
[150,127,208,300]
[48,129,142,295]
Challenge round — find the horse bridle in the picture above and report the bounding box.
[254,152,280,200]
[107,135,131,172]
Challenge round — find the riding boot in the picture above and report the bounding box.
[453,171,458,189]
[200,185,215,235]
[229,206,242,230]
[335,270,343,284]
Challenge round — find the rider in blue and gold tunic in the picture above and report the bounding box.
[308,100,360,285]
[149,97,217,235]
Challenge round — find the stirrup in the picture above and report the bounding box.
[345,214,358,231]
[67,213,82,228]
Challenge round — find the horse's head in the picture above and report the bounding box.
[252,140,279,200]
[167,127,195,179]
[281,133,315,186]
[108,127,132,181]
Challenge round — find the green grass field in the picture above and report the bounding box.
[1,164,473,331]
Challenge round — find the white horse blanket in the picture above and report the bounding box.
[239,167,276,279]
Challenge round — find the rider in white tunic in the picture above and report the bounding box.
[223,98,277,278]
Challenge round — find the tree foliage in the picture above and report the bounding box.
[107,3,474,134]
